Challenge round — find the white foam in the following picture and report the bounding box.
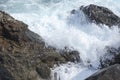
[1,0,120,80]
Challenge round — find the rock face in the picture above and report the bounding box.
[80,4,120,27]
[0,11,80,80]
[86,64,120,80]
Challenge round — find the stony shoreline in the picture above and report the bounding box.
[0,4,120,80]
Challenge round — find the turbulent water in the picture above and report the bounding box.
[0,0,120,80]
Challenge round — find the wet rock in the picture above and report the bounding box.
[0,11,80,80]
[86,64,120,80]
[100,47,120,68]
[71,9,76,14]
[41,48,66,67]
[80,4,120,27]
[60,48,80,63]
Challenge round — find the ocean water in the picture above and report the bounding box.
[0,0,120,80]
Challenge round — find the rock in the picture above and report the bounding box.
[80,4,120,27]
[100,47,120,68]
[41,48,66,67]
[36,63,50,79]
[60,47,80,63]
[71,9,76,14]
[0,11,80,80]
[86,64,120,80]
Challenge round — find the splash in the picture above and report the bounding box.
[0,0,120,80]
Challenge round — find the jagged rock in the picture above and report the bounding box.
[80,4,120,27]
[60,48,80,63]
[86,64,120,80]
[0,11,80,80]
[100,47,120,68]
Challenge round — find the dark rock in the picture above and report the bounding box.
[100,47,120,68]
[0,11,81,80]
[80,4,120,27]
[71,9,76,14]
[86,64,120,80]
[0,64,14,80]
[60,48,80,63]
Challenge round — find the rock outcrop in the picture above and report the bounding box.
[86,64,120,80]
[78,4,120,80]
[80,4,120,27]
[0,11,80,80]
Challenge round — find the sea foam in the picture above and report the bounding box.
[0,0,120,80]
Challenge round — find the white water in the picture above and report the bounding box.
[0,0,120,80]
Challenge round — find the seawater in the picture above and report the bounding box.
[0,0,120,80]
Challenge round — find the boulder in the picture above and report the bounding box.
[80,4,120,27]
[86,64,120,80]
[0,11,80,80]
